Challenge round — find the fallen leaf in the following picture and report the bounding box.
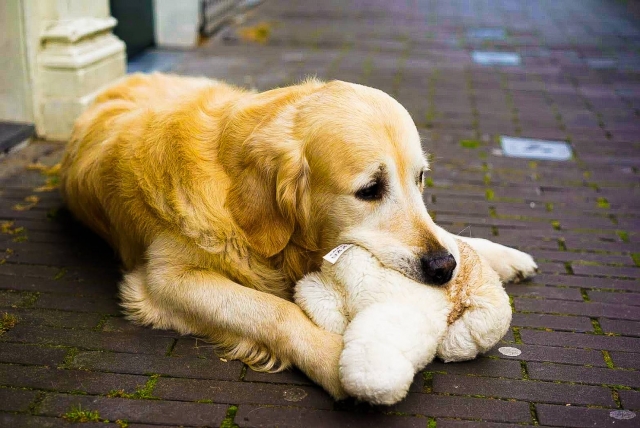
[238,22,272,44]
[12,195,40,211]
[26,162,61,176]
[34,176,60,192]
[1,221,16,234]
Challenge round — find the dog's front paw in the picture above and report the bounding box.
[339,338,414,405]
[484,246,538,283]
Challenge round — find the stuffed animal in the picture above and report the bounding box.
[294,239,511,405]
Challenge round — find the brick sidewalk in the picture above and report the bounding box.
[1,1,639,427]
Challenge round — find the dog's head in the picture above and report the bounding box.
[221,80,459,286]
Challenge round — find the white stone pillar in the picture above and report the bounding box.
[0,0,126,141]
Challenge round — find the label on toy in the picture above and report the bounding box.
[323,244,353,264]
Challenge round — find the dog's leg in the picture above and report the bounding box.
[120,261,346,399]
[436,225,538,282]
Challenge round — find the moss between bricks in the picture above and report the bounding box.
[485,189,495,201]
[53,267,67,280]
[62,405,101,423]
[0,312,18,335]
[18,292,39,308]
[602,350,615,369]
[220,405,239,428]
[460,139,481,149]
[108,374,159,399]
[61,348,80,369]
[596,197,610,209]
[616,230,629,242]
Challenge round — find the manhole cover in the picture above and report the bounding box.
[610,410,636,420]
[283,387,308,402]
[500,136,572,161]
[467,28,507,40]
[586,58,617,69]
[498,346,522,356]
[472,51,521,66]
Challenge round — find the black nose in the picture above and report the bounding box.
[421,252,457,285]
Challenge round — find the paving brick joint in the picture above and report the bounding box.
[1,0,639,427]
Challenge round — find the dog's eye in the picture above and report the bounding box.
[417,171,425,187]
[356,181,383,201]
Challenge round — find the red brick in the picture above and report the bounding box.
[432,374,615,406]
[0,414,113,428]
[515,298,640,321]
[426,358,523,379]
[505,284,583,301]
[529,250,633,266]
[485,343,607,366]
[528,362,640,387]
[71,350,243,381]
[571,264,640,278]
[619,390,640,410]
[437,421,533,428]
[537,403,638,427]
[390,393,532,423]
[235,405,426,428]
[534,274,638,291]
[520,329,640,352]
[0,387,39,412]
[609,352,640,369]
[599,318,640,337]
[34,293,121,315]
[0,342,67,366]
[3,324,174,354]
[588,291,640,306]
[5,307,103,329]
[101,317,178,337]
[0,289,29,307]
[0,273,114,295]
[0,364,147,395]
[243,367,314,385]
[38,393,227,427]
[154,378,334,409]
[511,313,593,332]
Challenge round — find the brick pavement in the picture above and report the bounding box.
[1,0,639,426]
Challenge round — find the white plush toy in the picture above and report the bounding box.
[294,239,511,405]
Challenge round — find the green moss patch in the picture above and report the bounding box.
[62,405,101,423]
[460,139,481,149]
[0,313,18,335]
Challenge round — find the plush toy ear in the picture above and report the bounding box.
[221,84,319,258]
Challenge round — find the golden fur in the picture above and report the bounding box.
[60,73,537,398]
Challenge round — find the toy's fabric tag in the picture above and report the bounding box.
[323,244,353,264]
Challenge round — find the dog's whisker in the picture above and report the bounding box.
[457,226,472,237]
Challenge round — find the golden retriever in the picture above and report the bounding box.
[60,73,537,399]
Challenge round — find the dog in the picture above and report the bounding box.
[60,73,537,399]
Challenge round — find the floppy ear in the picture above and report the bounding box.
[221,86,318,258]
[225,136,310,258]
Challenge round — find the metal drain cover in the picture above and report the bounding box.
[500,136,572,161]
[472,51,521,66]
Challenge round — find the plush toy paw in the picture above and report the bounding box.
[340,337,415,405]
[339,302,447,405]
[295,272,348,334]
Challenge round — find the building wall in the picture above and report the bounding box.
[0,0,33,123]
